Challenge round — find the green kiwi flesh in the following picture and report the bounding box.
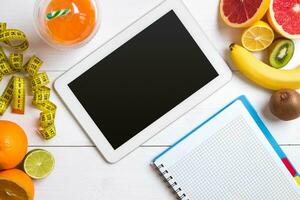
[269,39,294,69]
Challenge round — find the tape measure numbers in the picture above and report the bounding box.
[9,53,23,71]
[0,22,57,140]
[0,23,29,51]
[12,76,25,114]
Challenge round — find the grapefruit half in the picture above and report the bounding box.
[220,0,270,28]
[268,0,300,39]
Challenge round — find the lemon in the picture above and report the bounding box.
[241,21,274,52]
[23,149,55,179]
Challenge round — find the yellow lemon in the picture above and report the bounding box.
[241,21,274,52]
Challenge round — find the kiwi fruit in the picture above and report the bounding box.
[269,39,294,69]
[269,89,300,121]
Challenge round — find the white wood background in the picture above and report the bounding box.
[1,0,300,199]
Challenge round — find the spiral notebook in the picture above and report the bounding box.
[152,96,300,200]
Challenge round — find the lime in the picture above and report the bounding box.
[23,149,55,179]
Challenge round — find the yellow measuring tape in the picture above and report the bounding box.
[33,86,50,104]
[10,53,23,71]
[32,72,50,89]
[0,23,29,51]
[24,55,43,77]
[12,76,25,114]
[0,22,56,140]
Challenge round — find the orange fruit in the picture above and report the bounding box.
[268,0,300,39]
[0,169,34,200]
[220,0,270,28]
[45,0,97,45]
[0,120,28,170]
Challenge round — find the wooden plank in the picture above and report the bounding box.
[31,146,300,200]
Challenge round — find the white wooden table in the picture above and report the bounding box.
[1,0,300,199]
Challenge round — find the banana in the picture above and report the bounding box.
[230,44,300,90]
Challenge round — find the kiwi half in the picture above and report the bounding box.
[269,39,294,69]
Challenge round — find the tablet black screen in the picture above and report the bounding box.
[69,11,218,149]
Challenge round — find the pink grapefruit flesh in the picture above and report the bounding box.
[268,0,300,38]
[220,0,270,28]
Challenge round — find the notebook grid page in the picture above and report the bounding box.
[167,115,300,200]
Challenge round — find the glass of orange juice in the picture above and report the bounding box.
[34,0,100,49]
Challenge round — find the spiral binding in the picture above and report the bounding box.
[153,163,189,200]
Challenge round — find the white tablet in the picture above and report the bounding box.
[55,0,232,163]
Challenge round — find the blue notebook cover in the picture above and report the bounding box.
[153,95,300,185]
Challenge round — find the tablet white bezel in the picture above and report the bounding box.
[54,0,232,163]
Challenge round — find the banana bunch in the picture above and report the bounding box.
[230,44,300,90]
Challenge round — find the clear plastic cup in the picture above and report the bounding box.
[34,0,101,49]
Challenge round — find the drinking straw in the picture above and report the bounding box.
[46,8,71,20]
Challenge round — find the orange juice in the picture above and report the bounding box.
[46,0,96,45]
[34,0,99,48]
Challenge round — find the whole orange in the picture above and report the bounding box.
[0,120,28,170]
[0,169,34,200]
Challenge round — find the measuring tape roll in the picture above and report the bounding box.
[34,100,56,140]
[32,97,57,140]
[32,86,56,140]
[34,100,57,113]
[39,124,56,140]
[0,23,29,51]
[0,97,9,115]
[0,47,7,62]
[33,86,50,104]
[24,55,43,77]
[40,111,55,128]
[0,61,13,75]
[0,76,25,115]
[9,53,23,71]
[32,72,50,89]
[12,76,25,114]
[0,23,57,140]
[1,76,14,104]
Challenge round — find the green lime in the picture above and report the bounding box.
[23,149,55,179]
